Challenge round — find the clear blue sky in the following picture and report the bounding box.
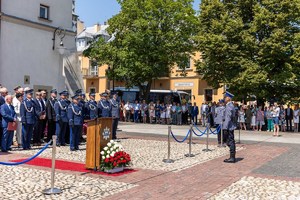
[76,0,201,27]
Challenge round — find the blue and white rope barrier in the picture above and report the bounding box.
[0,141,51,166]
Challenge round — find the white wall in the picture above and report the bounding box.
[2,0,73,30]
[0,0,76,93]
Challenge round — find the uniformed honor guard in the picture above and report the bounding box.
[84,92,98,120]
[54,90,69,146]
[46,89,57,142]
[98,93,111,118]
[223,91,237,163]
[67,95,83,151]
[20,89,36,150]
[110,93,120,140]
[215,99,225,147]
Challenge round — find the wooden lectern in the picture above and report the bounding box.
[85,117,113,170]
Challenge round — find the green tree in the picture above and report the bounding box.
[84,0,198,99]
[196,0,300,102]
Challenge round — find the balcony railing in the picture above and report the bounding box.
[82,68,98,78]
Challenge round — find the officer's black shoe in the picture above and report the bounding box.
[224,153,236,163]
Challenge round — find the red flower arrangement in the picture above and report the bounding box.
[100,141,131,171]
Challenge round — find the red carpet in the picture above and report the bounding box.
[11,158,137,177]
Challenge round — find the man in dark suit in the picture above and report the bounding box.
[285,105,293,131]
[40,91,48,141]
[20,89,36,150]
[0,87,8,148]
[191,102,199,125]
[46,89,57,142]
[32,92,45,145]
[0,95,16,152]
[110,93,120,140]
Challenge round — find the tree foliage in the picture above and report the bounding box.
[196,0,300,102]
[84,0,198,99]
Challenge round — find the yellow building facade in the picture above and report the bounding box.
[77,23,225,104]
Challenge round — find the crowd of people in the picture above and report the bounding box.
[118,99,300,135]
[0,86,120,152]
[1,84,298,154]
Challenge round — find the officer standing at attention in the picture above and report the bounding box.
[85,93,98,120]
[223,91,237,163]
[54,90,69,146]
[67,95,82,151]
[110,93,120,140]
[214,99,226,147]
[75,89,86,142]
[46,89,57,142]
[20,89,36,150]
[98,93,111,118]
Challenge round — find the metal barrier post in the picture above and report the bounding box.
[203,123,212,152]
[185,124,195,157]
[163,126,174,163]
[43,135,62,195]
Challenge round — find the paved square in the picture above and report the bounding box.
[12,139,242,172]
[0,165,136,200]
[210,176,300,200]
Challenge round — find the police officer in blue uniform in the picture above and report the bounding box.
[67,94,83,151]
[54,90,69,146]
[75,89,85,142]
[98,93,111,118]
[110,93,120,139]
[85,93,98,120]
[223,91,237,163]
[20,89,36,150]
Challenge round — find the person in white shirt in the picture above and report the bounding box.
[124,101,132,122]
[272,103,280,137]
[13,91,23,147]
[201,102,208,127]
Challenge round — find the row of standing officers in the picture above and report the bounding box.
[21,89,120,151]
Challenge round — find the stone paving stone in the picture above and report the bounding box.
[12,139,243,172]
[0,165,136,200]
[209,176,300,200]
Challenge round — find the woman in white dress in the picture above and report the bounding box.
[293,105,299,132]
[251,106,257,131]
[165,103,171,125]
[238,107,246,130]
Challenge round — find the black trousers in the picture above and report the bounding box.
[223,129,236,155]
[286,118,293,131]
[33,120,43,144]
[112,118,119,139]
[47,120,56,142]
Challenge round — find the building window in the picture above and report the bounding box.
[77,39,85,47]
[89,65,98,76]
[40,5,49,19]
[204,89,213,102]
[178,57,191,70]
[89,87,96,94]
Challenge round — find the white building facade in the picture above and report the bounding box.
[0,0,83,95]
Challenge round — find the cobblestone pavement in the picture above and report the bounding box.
[209,176,300,200]
[0,165,135,200]
[12,139,242,172]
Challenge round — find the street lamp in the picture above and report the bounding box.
[107,66,115,92]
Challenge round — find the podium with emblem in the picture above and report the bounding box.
[85,117,113,170]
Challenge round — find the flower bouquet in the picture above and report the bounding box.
[100,140,131,173]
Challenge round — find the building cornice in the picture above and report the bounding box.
[0,12,76,36]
